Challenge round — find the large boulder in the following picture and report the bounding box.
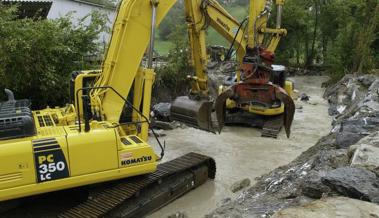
[272,197,379,218]
[300,170,332,199]
[321,167,379,202]
[230,178,251,193]
[350,132,379,176]
[335,117,379,148]
[152,103,171,122]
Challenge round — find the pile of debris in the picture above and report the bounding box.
[207,74,379,217]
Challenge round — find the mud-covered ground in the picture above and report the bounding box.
[149,76,332,218]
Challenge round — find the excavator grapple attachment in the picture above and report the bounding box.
[275,88,295,138]
[215,83,295,138]
[170,96,214,132]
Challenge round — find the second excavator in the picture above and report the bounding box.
[171,0,295,138]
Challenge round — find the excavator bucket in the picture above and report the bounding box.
[170,96,214,132]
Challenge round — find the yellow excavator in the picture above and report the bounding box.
[0,0,293,217]
[171,0,295,138]
[0,1,217,216]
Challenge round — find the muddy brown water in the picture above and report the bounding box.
[148,76,332,218]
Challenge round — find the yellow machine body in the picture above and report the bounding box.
[224,80,293,116]
[0,106,158,201]
[0,0,177,202]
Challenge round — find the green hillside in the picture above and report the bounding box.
[156,4,248,55]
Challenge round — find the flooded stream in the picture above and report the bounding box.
[148,76,332,218]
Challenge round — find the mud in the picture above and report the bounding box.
[148,76,331,218]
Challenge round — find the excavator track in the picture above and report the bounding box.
[58,152,216,218]
[224,111,284,138]
[261,115,284,138]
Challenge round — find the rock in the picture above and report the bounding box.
[301,170,332,199]
[230,178,251,193]
[152,103,171,122]
[336,131,367,149]
[328,105,339,116]
[301,149,349,199]
[295,103,303,110]
[311,149,349,171]
[323,74,369,117]
[358,74,377,87]
[300,93,310,102]
[148,129,166,137]
[321,167,379,202]
[336,117,379,148]
[167,212,188,218]
[307,101,318,106]
[272,197,379,218]
[350,132,379,176]
[219,198,232,206]
[152,120,176,130]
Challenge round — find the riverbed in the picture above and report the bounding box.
[149,76,332,218]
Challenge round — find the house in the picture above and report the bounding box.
[1,0,117,42]
[48,0,116,42]
[1,0,53,19]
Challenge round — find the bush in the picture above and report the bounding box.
[155,25,191,100]
[0,5,107,108]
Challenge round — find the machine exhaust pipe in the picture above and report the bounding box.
[4,89,15,102]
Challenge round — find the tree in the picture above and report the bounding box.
[276,0,379,80]
[155,24,191,100]
[0,5,107,108]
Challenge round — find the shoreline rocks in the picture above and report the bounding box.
[206,74,379,218]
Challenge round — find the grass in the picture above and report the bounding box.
[155,40,173,56]
[155,4,248,55]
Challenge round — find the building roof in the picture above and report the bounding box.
[71,0,116,10]
[1,0,52,19]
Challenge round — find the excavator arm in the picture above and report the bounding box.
[172,0,293,136]
[215,0,295,138]
[171,0,249,132]
[185,0,247,97]
[78,0,248,134]
[90,0,177,125]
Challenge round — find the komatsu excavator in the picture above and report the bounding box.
[0,0,220,217]
[171,0,295,138]
[0,0,293,217]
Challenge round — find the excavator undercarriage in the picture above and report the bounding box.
[1,153,216,217]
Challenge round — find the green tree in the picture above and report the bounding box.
[0,5,107,108]
[155,24,191,99]
[276,0,379,80]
